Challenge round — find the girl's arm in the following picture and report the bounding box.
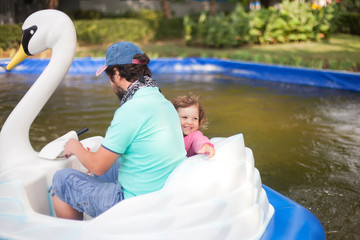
[190,131,216,158]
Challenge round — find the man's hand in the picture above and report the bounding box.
[63,138,83,158]
[64,139,120,176]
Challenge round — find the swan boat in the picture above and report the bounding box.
[0,10,325,240]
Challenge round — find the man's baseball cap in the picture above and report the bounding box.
[96,41,143,76]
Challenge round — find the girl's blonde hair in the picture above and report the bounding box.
[171,94,208,130]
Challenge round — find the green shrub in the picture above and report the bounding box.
[249,8,273,44]
[263,0,319,43]
[74,18,154,44]
[155,17,184,40]
[312,2,337,40]
[73,9,183,43]
[0,13,183,50]
[183,15,195,45]
[184,4,249,47]
[184,1,336,47]
[66,9,103,20]
[229,5,250,45]
[96,9,184,40]
[337,0,360,13]
[336,12,360,35]
[0,24,22,49]
[205,12,234,47]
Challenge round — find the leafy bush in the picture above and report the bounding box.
[249,9,273,44]
[312,2,337,39]
[155,17,184,39]
[337,0,360,13]
[66,9,103,20]
[74,18,154,44]
[0,13,183,50]
[130,9,184,40]
[0,24,22,49]
[337,12,360,35]
[333,10,360,35]
[184,1,337,47]
[184,4,249,47]
[183,15,195,45]
[263,0,319,43]
[229,5,250,45]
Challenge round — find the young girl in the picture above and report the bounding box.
[171,94,216,158]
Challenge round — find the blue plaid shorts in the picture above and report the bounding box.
[52,162,124,218]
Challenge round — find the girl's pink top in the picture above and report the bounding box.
[184,130,213,157]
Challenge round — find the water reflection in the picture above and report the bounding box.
[1,73,359,239]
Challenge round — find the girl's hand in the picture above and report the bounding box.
[198,143,216,158]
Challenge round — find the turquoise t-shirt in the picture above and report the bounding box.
[102,87,186,199]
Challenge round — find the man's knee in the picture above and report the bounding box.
[52,168,77,201]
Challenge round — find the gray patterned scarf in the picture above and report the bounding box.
[120,75,157,106]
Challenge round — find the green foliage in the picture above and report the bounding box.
[66,9,103,20]
[331,0,360,36]
[68,8,182,42]
[74,19,154,44]
[73,9,183,44]
[230,5,250,45]
[131,9,184,40]
[184,1,337,47]
[249,8,272,44]
[183,15,195,45]
[155,17,184,40]
[337,0,360,13]
[184,4,249,47]
[312,2,337,40]
[0,9,184,49]
[263,0,319,43]
[336,12,360,35]
[0,24,22,49]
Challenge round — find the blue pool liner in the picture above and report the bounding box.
[1,57,359,92]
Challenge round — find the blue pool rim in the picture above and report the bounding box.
[1,57,359,92]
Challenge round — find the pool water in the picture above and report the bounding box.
[1,73,359,239]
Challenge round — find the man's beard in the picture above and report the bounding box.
[114,85,126,102]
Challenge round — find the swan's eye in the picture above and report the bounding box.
[21,25,38,56]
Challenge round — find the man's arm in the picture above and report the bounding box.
[64,139,120,175]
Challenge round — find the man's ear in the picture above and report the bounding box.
[111,68,121,82]
[113,68,120,76]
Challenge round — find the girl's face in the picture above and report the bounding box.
[177,105,200,136]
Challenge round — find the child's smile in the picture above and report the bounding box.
[177,105,200,136]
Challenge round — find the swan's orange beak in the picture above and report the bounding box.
[6,45,28,71]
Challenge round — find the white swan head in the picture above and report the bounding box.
[7,9,76,70]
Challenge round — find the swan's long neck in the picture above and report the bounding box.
[0,33,76,172]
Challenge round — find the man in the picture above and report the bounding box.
[52,41,186,220]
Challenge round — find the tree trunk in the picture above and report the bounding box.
[209,0,217,16]
[0,0,15,24]
[45,0,59,9]
[160,0,172,19]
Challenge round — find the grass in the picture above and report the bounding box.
[3,34,360,72]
